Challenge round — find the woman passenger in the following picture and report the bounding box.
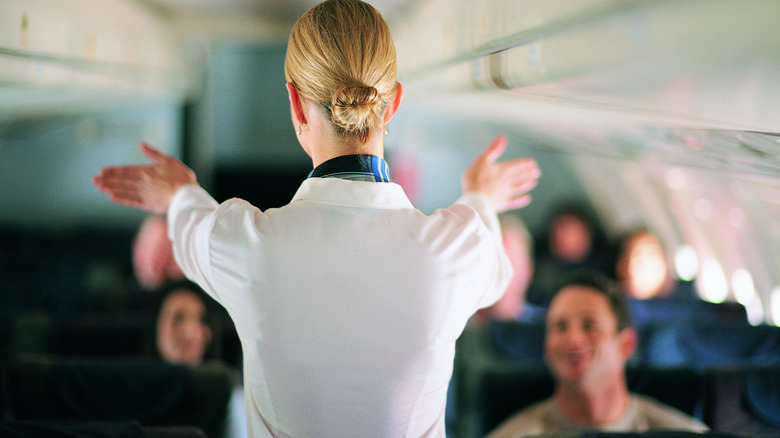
[148,280,248,438]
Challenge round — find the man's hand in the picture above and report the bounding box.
[461,135,541,213]
[93,143,197,214]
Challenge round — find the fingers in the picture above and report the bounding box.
[93,165,147,191]
[493,155,541,213]
[505,194,533,211]
[140,142,169,163]
[93,168,158,212]
[92,142,192,215]
[94,174,149,209]
[501,158,541,188]
[480,135,508,164]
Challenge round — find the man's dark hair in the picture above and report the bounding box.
[550,270,633,331]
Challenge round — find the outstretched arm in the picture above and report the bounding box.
[93,143,197,214]
[461,135,541,214]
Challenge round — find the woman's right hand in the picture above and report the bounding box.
[93,143,197,214]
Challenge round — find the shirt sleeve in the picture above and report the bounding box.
[167,184,221,295]
[451,191,513,309]
[454,191,504,245]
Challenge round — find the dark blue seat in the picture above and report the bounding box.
[628,298,748,329]
[635,323,780,369]
[485,320,546,363]
[704,366,780,434]
[679,324,780,368]
[634,323,692,367]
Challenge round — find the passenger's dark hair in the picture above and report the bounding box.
[548,202,600,236]
[551,270,633,332]
[539,201,609,259]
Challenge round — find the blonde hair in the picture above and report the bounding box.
[285,0,397,144]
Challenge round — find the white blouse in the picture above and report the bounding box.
[168,178,511,437]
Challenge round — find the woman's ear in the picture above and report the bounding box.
[286,82,307,126]
[383,82,403,124]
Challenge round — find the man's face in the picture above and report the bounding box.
[544,286,635,390]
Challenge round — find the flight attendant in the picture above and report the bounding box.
[94,0,541,435]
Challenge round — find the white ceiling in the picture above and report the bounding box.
[146,0,409,24]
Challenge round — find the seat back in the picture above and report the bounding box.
[0,419,149,438]
[625,366,703,420]
[680,325,780,368]
[636,323,780,369]
[486,320,546,363]
[473,364,704,437]
[628,298,748,329]
[474,363,554,435]
[703,366,780,433]
[53,313,147,358]
[7,355,235,438]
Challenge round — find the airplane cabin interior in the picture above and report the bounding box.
[1,0,780,436]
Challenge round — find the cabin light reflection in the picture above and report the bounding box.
[732,268,764,326]
[733,268,756,305]
[771,287,780,327]
[727,208,745,227]
[693,199,712,220]
[665,168,686,190]
[674,245,698,282]
[700,258,728,303]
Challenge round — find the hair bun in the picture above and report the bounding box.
[331,85,383,132]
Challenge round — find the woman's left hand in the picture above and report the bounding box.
[461,135,541,214]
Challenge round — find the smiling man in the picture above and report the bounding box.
[488,272,708,437]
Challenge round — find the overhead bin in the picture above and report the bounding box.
[0,0,190,118]
[393,0,780,131]
[390,0,780,171]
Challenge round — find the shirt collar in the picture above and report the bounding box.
[292,178,414,209]
[308,154,391,182]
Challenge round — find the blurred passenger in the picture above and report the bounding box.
[148,280,248,438]
[133,215,184,290]
[488,272,708,436]
[150,279,216,365]
[474,214,544,324]
[614,228,673,300]
[614,228,697,300]
[528,204,611,305]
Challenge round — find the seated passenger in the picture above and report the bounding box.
[150,280,248,438]
[615,228,696,300]
[151,280,217,365]
[487,272,708,436]
[473,214,544,324]
[528,204,612,306]
[133,215,185,291]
